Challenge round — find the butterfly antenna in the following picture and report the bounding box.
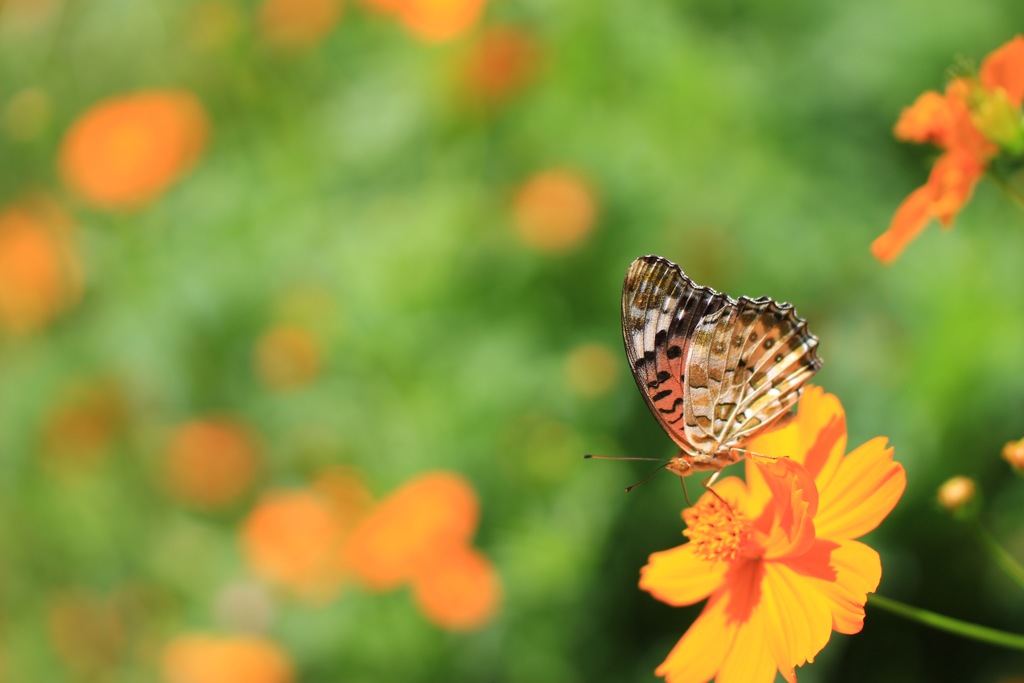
[624,462,670,493]
[584,454,667,461]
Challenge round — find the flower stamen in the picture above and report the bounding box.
[682,496,753,562]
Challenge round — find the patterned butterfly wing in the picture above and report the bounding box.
[622,254,822,463]
[682,295,822,454]
[621,255,730,453]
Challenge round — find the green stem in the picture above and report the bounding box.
[970,521,1024,593]
[869,594,1024,651]
[986,167,1024,210]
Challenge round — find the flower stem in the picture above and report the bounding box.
[970,520,1024,593]
[986,167,1024,210]
[869,594,1024,651]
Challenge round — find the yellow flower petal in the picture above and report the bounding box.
[655,593,735,683]
[814,437,906,540]
[785,539,881,635]
[716,607,780,683]
[760,562,833,670]
[745,386,847,500]
[640,544,728,607]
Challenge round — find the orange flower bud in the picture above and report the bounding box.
[1002,438,1024,472]
[937,475,976,513]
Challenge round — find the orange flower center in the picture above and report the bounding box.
[682,496,752,562]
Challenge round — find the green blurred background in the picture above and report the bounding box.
[3,0,1024,681]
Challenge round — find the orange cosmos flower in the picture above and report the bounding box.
[59,90,208,210]
[161,634,294,683]
[0,197,81,335]
[874,36,1024,264]
[258,0,343,49]
[164,418,261,509]
[640,387,905,683]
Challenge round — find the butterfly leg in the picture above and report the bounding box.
[730,446,778,462]
[680,477,692,506]
[701,470,734,513]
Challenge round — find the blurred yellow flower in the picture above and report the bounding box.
[563,342,618,398]
[512,169,597,253]
[254,324,324,391]
[258,0,343,49]
[161,635,294,683]
[59,90,209,209]
[0,197,80,335]
[164,418,261,510]
[640,387,905,683]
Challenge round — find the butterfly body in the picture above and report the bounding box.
[622,255,822,478]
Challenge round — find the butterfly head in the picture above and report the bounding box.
[666,449,737,479]
[666,454,694,478]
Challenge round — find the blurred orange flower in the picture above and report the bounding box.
[59,90,209,209]
[49,590,126,677]
[460,26,539,107]
[364,0,486,43]
[161,634,294,683]
[164,418,261,509]
[512,169,597,253]
[241,472,372,599]
[254,324,323,391]
[0,198,80,335]
[258,0,343,49]
[640,387,905,683]
[873,35,1024,264]
[43,379,127,467]
[412,545,501,630]
[346,471,479,590]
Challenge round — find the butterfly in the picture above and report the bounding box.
[621,254,822,486]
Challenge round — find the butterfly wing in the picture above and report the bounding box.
[682,294,822,453]
[621,255,730,453]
